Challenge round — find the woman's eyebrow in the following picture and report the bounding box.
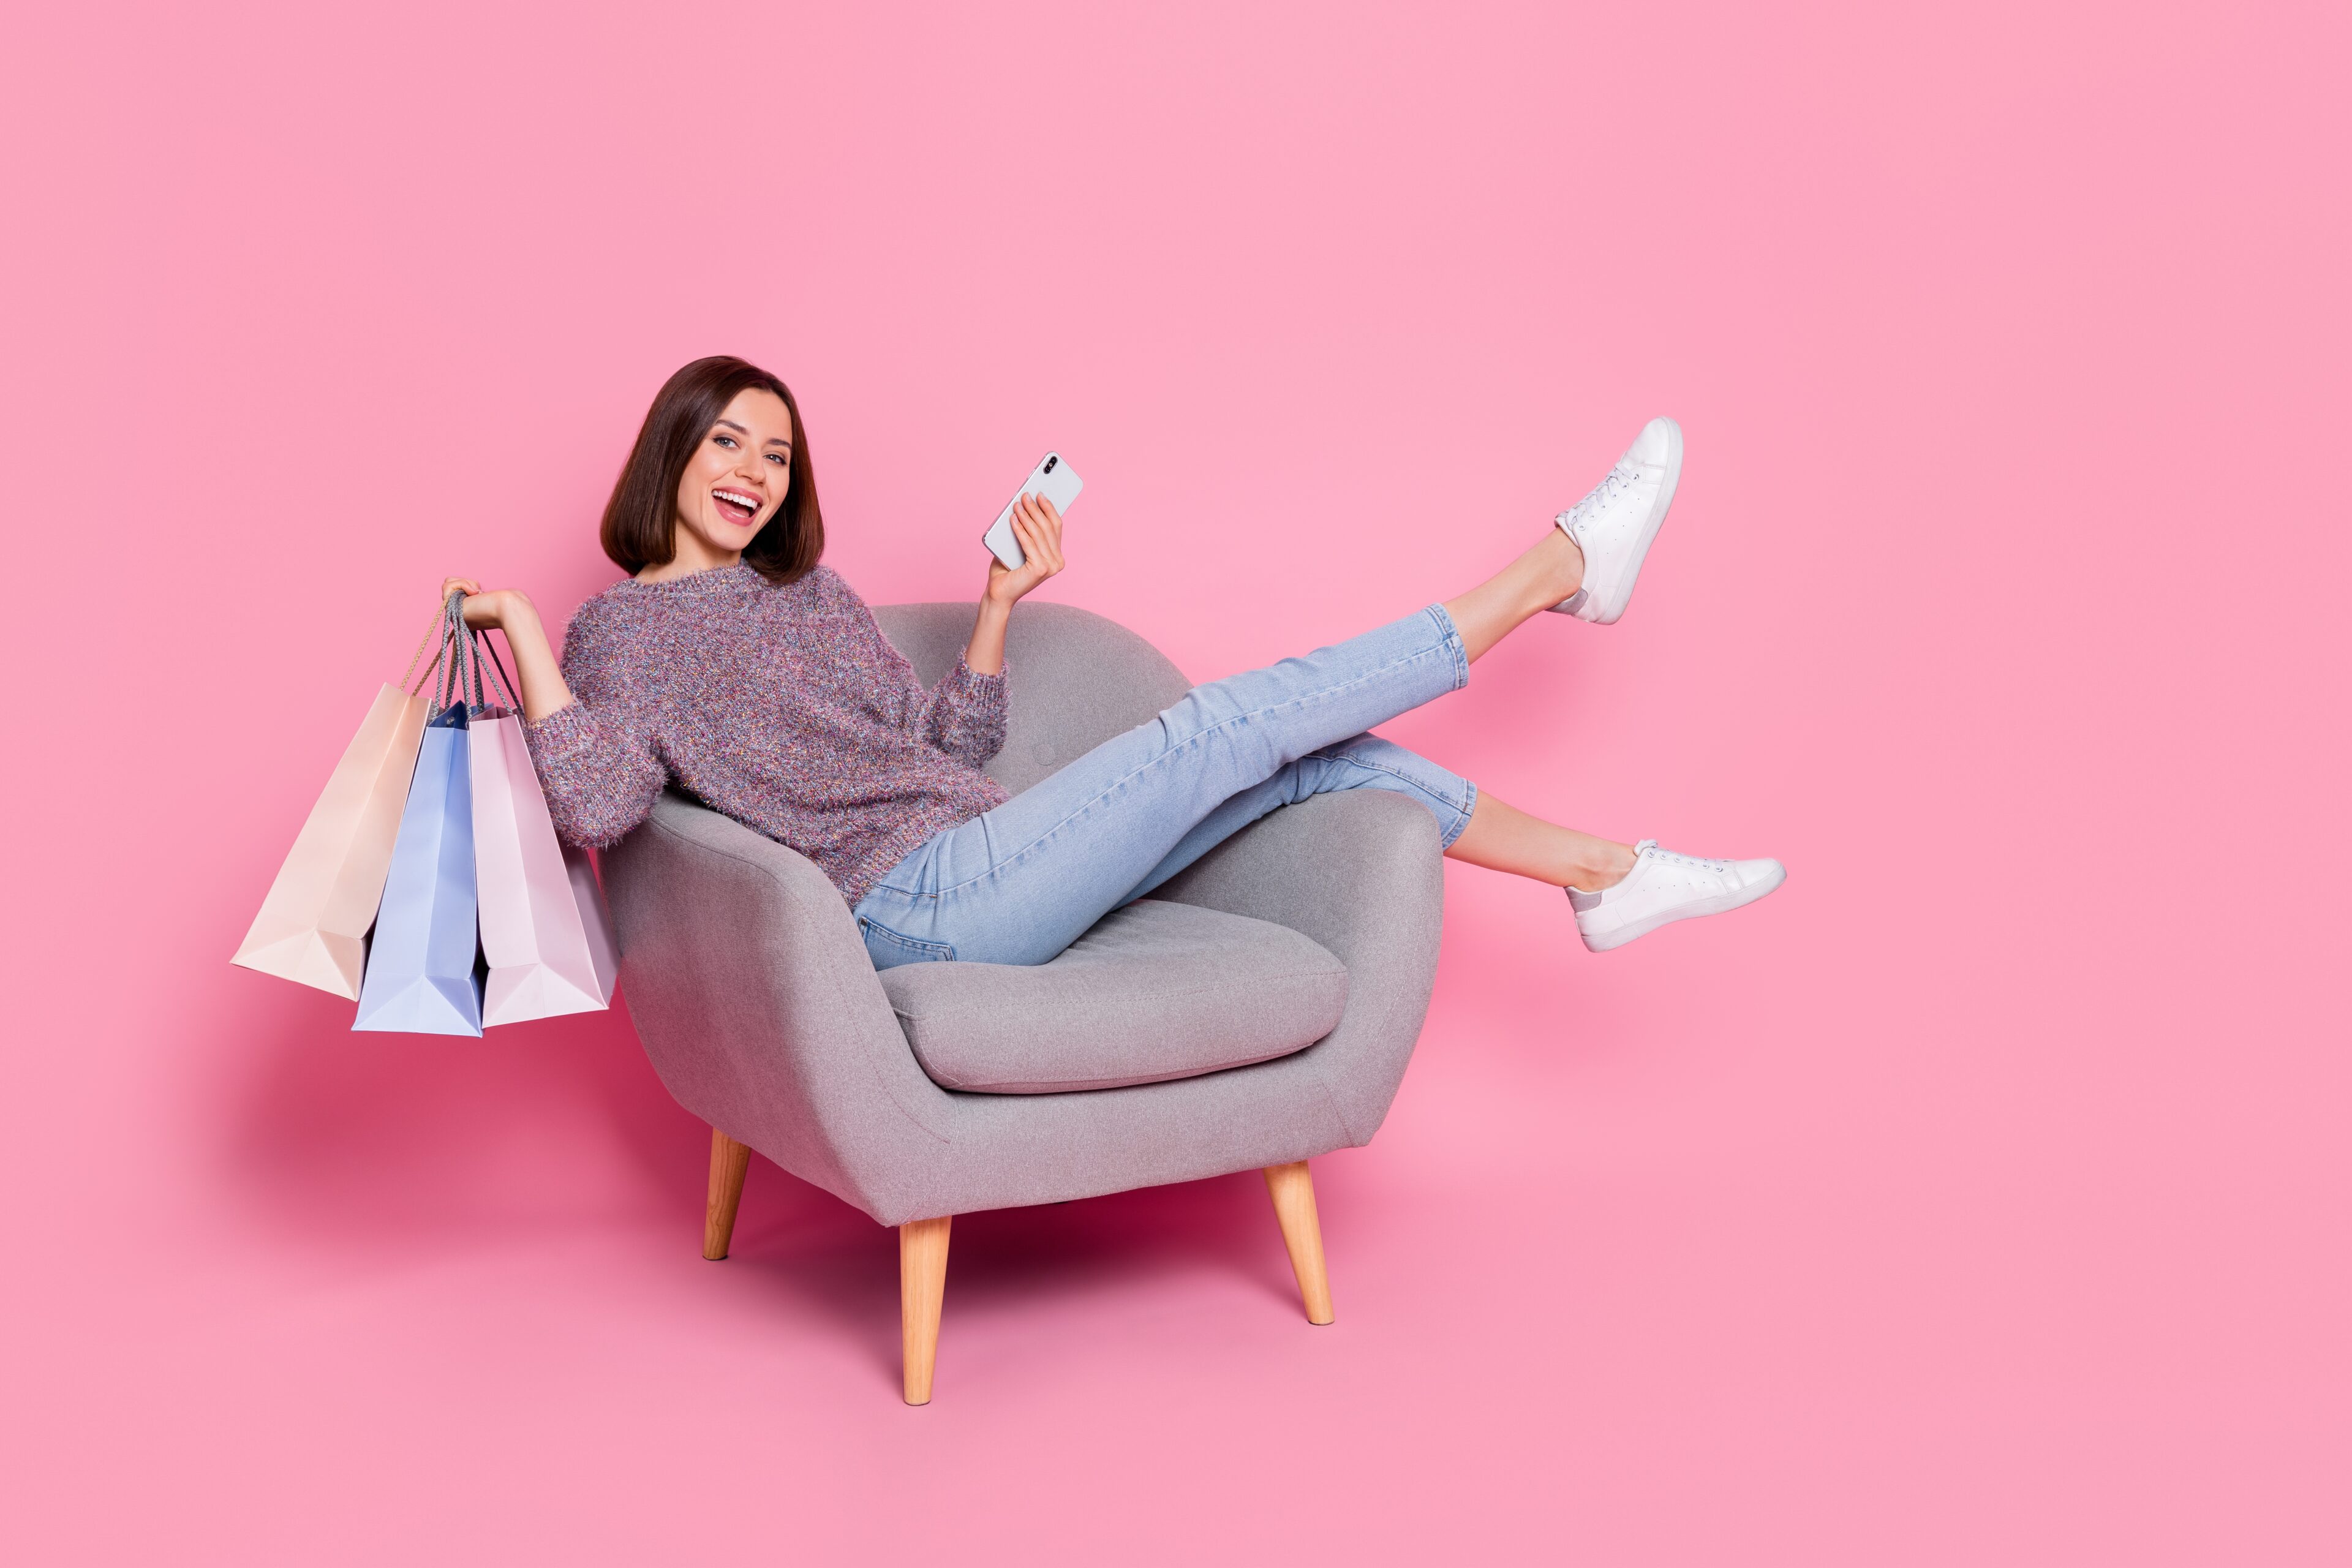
[712,417,790,450]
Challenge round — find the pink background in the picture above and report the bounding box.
[4,2,2346,1561]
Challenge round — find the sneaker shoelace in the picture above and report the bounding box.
[1558,461,1639,531]
[1640,843,1730,874]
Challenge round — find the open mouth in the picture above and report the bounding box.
[713,488,761,524]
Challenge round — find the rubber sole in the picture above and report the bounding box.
[1578,858,1785,952]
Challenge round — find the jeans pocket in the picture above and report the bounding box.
[858,914,956,971]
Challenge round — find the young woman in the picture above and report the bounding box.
[446,355,1782,970]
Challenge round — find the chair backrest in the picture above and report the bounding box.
[873,602,1191,794]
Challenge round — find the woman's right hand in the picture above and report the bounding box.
[440,578,535,631]
[436,577,571,721]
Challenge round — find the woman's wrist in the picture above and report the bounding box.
[470,589,537,633]
[964,597,1011,676]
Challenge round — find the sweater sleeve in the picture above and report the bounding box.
[910,654,1011,770]
[828,571,1010,770]
[520,612,668,850]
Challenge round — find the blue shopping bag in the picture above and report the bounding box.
[354,603,488,1036]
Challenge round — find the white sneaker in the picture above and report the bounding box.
[1547,416,1684,624]
[1569,840,1784,952]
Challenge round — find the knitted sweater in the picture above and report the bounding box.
[522,563,1011,906]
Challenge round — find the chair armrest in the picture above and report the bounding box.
[601,795,957,1215]
[1150,790,1445,1142]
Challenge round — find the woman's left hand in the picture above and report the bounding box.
[984,492,1066,608]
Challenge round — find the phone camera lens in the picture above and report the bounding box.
[1043,456,1058,473]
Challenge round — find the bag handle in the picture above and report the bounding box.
[426,592,525,717]
[390,595,510,713]
[443,594,484,715]
[399,603,451,698]
[475,627,522,714]
[417,594,465,715]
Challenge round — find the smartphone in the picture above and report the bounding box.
[982,452,1082,569]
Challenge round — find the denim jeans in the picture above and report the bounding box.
[852,605,1477,969]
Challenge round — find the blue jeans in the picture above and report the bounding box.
[853,605,1477,969]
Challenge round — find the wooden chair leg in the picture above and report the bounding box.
[1263,1161,1335,1325]
[900,1215,952,1405]
[703,1128,752,1261]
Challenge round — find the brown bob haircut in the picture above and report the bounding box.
[600,355,824,585]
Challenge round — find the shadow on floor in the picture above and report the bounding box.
[218,976,1319,1395]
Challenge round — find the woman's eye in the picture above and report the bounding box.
[714,435,737,448]
[767,453,787,466]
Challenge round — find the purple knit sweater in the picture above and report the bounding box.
[522,563,1010,906]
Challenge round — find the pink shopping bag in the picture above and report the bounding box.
[469,644,618,1025]
[233,615,447,998]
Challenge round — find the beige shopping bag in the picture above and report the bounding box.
[232,615,441,998]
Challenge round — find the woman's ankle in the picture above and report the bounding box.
[1525,527,1583,612]
[1565,839,1637,892]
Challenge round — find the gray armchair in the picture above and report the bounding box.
[601,603,1444,1402]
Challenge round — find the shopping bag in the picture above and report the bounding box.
[232,614,442,998]
[353,700,484,1036]
[471,703,619,1025]
[355,601,489,1036]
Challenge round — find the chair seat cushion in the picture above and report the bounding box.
[876,899,1349,1094]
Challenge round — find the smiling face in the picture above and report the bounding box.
[669,386,794,568]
